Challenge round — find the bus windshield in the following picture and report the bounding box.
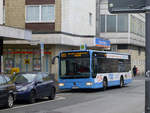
[60,57,90,79]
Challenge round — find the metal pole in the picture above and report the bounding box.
[145,0,150,113]
[40,43,44,72]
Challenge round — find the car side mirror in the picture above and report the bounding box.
[35,81,42,85]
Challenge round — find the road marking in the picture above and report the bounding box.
[0,95,66,112]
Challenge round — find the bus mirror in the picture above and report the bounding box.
[52,56,59,64]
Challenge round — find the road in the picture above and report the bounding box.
[0,77,144,113]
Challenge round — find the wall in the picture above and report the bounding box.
[5,0,25,28]
[55,0,61,32]
[0,0,3,25]
[61,0,96,36]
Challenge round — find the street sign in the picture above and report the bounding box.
[108,0,146,13]
[80,44,87,50]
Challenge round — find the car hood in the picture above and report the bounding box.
[15,82,33,89]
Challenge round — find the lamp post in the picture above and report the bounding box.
[145,0,150,113]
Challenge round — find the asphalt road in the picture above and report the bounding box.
[0,77,145,113]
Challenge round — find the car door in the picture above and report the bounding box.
[0,76,8,105]
[35,73,45,98]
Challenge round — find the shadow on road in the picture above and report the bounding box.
[59,85,129,94]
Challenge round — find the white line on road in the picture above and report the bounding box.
[0,95,66,112]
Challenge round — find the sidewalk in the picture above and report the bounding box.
[133,75,145,80]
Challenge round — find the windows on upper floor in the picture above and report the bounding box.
[26,5,55,23]
[100,14,128,33]
[100,14,145,37]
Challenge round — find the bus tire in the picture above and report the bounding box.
[103,78,107,91]
[120,76,124,88]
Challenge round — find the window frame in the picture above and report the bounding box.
[25,4,55,23]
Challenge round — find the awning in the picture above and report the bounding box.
[0,25,32,40]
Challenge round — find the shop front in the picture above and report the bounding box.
[3,48,51,74]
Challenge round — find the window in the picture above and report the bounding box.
[41,5,55,22]
[89,12,92,25]
[36,74,43,82]
[26,6,39,22]
[4,76,12,84]
[107,15,116,32]
[92,53,131,78]
[26,5,55,22]
[100,15,105,32]
[0,76,6,85]
[131,16,145,37]
[60,57,90,79]
[118,14,128,32]
[118,44,128,49]
[42,73,50,81]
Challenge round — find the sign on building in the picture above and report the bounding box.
[80,44,87,50]
[94,37,111,49]
[108,0,146,13]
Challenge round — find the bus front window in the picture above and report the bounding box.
[60,57,90,79]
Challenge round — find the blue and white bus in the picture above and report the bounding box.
[53,50,132,90]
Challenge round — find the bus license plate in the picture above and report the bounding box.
[72,86,79,89]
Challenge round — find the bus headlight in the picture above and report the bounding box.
[86,82,93,86]
[59,83,64,87]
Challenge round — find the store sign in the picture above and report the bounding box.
[94,37,111,49]
[24,59,30,64]
[80,44,87,50]
[108,0,146,13]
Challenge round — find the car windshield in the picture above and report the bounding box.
[14,73,37,84]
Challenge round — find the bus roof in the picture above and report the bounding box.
[60,50,130,56]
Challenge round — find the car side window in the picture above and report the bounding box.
[43,73,50,81]
[4,76,12,84]
[0,76,7,85]
[36,74,43,82]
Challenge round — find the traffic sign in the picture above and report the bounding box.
[80,44,87,50]
[108,0,146,13]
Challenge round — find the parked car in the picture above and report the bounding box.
[0,75,16,108]
[13,72,56,103]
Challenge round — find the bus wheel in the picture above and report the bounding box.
[120,77,124,88]
[103,78,107,91]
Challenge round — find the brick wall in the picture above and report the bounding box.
[5,0,25,28]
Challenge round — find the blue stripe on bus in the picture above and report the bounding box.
[59,79,132,90]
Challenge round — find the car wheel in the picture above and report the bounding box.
[48,87,56,100]
[120,77,124,88]
[103,78,107,91]
[7,94,14,108]
[29,91,36,104]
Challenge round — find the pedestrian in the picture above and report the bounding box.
[132,65,137,77]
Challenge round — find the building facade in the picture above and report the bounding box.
[99,0,145,75]
[3,0,110,79]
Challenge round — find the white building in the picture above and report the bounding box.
[99,0,145,75]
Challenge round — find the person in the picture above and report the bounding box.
[132,65,137,77]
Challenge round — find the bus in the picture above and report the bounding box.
[52,50,132,90]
